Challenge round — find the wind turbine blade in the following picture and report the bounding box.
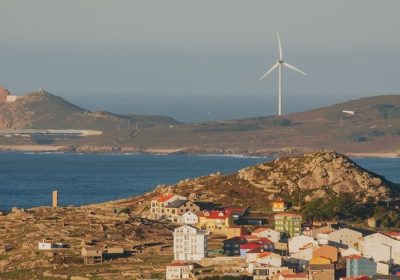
[277,31,283,60]
[259,62,279,80]
[283,62,307,76]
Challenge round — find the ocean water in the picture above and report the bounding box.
[0,153,399,211]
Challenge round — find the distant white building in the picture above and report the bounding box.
[174,225,208,261]
[252,228,281,243]
[361,233,400,264]
[38,241,65,250]
[182,211,198,225]
[166,262,194,280]
[328,228,362,249]
[288,235,318,254]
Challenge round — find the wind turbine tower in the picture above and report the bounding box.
[259,31,307,116]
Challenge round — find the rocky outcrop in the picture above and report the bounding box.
[237,151,396,201]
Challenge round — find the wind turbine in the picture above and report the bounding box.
[259,31,307,116]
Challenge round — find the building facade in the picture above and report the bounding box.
[150,193,185,220]
[346,255,377,277]
[164,199,200,223]
[274,213,302,237]
[196,210,234,235]
[173,225,208,261]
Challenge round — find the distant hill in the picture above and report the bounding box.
[0,91,399,155]
[0,90,180,131]
[125,94,400,155]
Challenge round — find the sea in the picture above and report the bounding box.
[0,153,399,211]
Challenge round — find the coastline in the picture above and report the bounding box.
[0,144,399,158]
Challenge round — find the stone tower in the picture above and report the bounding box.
[52,190,58,208]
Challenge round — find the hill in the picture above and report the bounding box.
[0,91,399,155]
[115,151,400,224]
[126,94,400,156]
[0,90,180,131]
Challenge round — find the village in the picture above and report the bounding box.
[1,188,399,280]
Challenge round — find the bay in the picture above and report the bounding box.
[0,153,398,211]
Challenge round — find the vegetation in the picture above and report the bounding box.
[272,118,292,127]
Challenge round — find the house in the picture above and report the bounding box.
[288,235,318,254]
[164,199,200,223]
[313,245,338,263]
[223,236,247,256]
[38,241,67,250]
[81,247,103,264]
[150,193,185,220]
[290,242,315,261]
[328,228,362,249]
[304,225,335,239]
[278,273,309,280]
[196,210,234,235]
[173,225,208,261]
[361,233,400,264]
[181,211,198,225]
[252,264,290,280]
[274,213,302,237]
[255,251,282,267]
[227,226,248,239]
[309,256,332,265]
[224,207,248,221]
[253,227,281,243]
[166,261,194,280]
[376,261,390,275]
[272,199,286,212]
[346,255,377,277]
[240,238,274,257]
[309,263,335,280]
[340,247,362,258]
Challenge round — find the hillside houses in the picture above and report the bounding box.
[149,192,400,279]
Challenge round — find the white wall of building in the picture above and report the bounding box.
[254,228,281,243]
[174,225,208,261]
[362,233,400,264]
[288,235,317,254]
[182,211,198,225]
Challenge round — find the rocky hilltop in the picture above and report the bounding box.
[117,151,399,217]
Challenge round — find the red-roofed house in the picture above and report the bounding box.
[385,231,400,240]
[196,210,234,235]
[150,193,186,220]
[226,226,248,239]
[253,227,281,243]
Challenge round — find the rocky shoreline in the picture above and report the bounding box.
[0,144,399,158]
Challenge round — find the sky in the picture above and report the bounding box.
[0,0,400,122]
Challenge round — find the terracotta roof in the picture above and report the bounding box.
[169,261,190,267]
[347,254,363,260]
[257,252,272,258]
[156,193,176,203]
[246,247,265,254]
[385,231,400,237]
[240,243,262,250]
[253,227,269,234]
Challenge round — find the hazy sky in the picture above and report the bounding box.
[1,1,399,122]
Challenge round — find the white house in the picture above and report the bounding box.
[38,242,53,250]
[255,252,282,267]
[252,227,281,243]
[150,193,186,220]
[166,262,194,280]
[173,225,208,261]
[361,233,400,264]
[182,211,199,225]
[290,243,315,261]
[340,247,361,258]
[327,228,362,249]
[288,235,318,254]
